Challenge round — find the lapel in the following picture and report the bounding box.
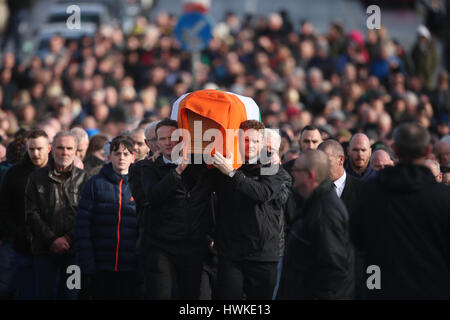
[341,175,353,203]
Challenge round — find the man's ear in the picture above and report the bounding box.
[107,154,111,162]
[339,154,345,167]
[307,169,315,181]
[144,139,151,149]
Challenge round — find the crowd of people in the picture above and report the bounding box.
[0,3,450,300]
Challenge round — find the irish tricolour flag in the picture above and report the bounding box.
[170,89,261,169]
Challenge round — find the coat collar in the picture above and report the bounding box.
[47,157,77,183]
[100,162,128,184]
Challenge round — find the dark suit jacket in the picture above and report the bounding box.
[340,172,364,298]
[341,173,362,220]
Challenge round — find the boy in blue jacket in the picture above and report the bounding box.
[75,135,137,299]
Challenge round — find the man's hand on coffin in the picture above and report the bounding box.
[213,151,234,176]
[176,158,189,175]
[270,152,281,165]
[148,150,161,162]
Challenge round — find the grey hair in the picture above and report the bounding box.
[318,139,344,157]
[132,127,145,136]
[144,120,161,141]
[70,127,89,144]
[53,131,79,146]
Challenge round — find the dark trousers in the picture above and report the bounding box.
[0,242,35,300]
[199,253,218,300]
[92,271,136,300]
[0,242,15,298]
[215,257,278,300]
[15,252,35,300]
[34,254,78,300]
[145,246,205,300]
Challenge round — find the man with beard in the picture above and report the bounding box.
[25,131,89,300]
[0,130,51,299]
[346,133,376,180]
[212,120,291,300]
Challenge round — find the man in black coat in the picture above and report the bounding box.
[25,131,90,300]
[128,120,160,298]
[136,119,213,299]
[281,126,323,239]
[212,120,292,300]
[318,140,362,219]
[318,139,363,298]
[277,149,354,299]
[0,130,51,299]
[351,123,450,299]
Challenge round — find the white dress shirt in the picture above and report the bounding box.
[333,170,346,198]
[162,156,174,164]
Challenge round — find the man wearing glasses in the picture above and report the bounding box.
[277,149,354,299]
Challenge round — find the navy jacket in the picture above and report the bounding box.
[75,163,137,274]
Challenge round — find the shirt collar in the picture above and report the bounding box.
[333,170,346,197]
[162,156,174,164]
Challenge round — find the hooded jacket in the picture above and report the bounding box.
[75,163,137,274]
[351,163,450,299]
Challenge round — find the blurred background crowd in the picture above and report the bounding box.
[0,0,449,170]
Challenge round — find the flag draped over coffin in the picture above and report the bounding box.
[170,89,261,170]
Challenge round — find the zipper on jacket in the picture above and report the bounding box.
[114,178,123,272]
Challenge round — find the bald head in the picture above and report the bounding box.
[348,133,372,174]
[292,149,330,198]
[349,133,371,149]
[371,149,394,171]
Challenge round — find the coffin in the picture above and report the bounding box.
[170,89,261,169]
